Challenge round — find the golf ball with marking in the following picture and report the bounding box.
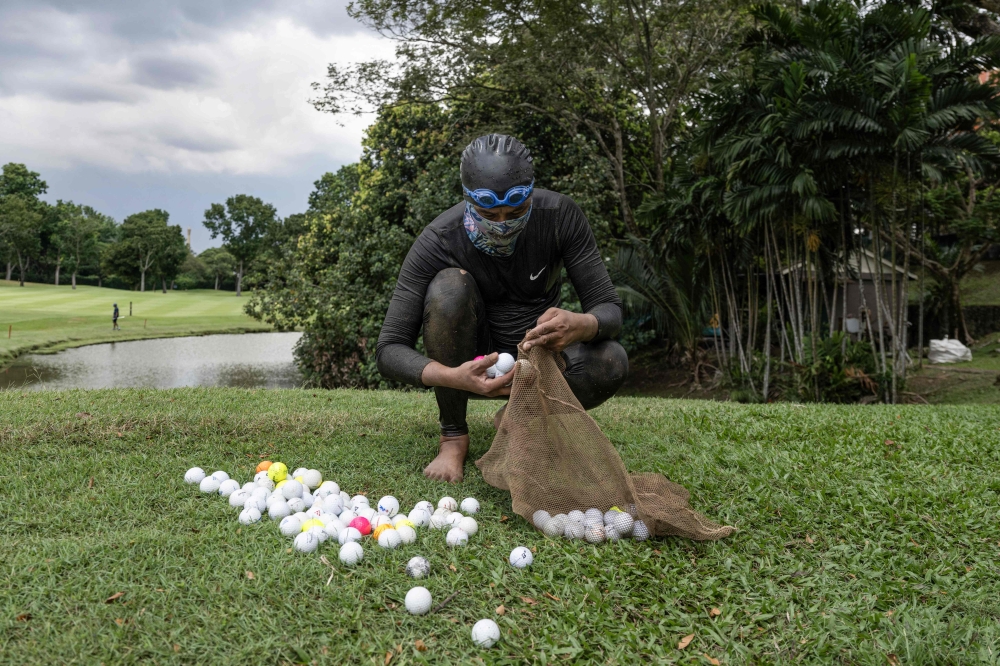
[413,500,434,514]
[457,516,478,536]
[286,497,305,513]
[292,467,308,479]
[293,531,319,553]
[339,541,363,566]
[437,496,458,512]
[471,619,501,648]
[199,477,221,493]
[460,497,480,515]
[268,501,291,520]
[266,463,287,483]
[408,509,431,527]
[210,471,229,482]
[281,479,304,500]
[585,525,605,543]
[279,515,303,537]
[405,586,432,615]
[446,527,469,547]
[509,546,533,568]
[316,481,339,498]
[218,479,240,497]
[351,495,369,512]
[338,527,362,544]
[377,528,402,549]
[396,525,417,544]
[564,521,585,540]
[633,520,650,541]
[228,489,251,508]
[239,507,262,524]
[184,467,206,484]
[406,556,430,578]
[377,496,400,516]
[302,469,322,489]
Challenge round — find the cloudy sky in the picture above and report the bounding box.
[0,0,393,251]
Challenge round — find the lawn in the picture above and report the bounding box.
[0,281,270,362]
[2,390,998,664]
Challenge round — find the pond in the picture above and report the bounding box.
[1,332,303,391]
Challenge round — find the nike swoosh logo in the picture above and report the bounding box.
[529,266,547,281]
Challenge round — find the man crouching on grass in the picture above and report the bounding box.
[375,134,628,483]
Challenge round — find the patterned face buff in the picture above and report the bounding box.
[463,202,532,257]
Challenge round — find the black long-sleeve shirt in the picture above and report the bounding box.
[376,189,622,386]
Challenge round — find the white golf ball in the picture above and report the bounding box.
[228,489,251,508]
[392,514,410,527]
[446,527,469,547]
[268,501,291,520]
[471,619,501,648]
[286,497,305,513]
[605,525,622,542]
[532,510,551,528]
[255,477,274,491]
[338,509,357,525]
[218,479,240,497]
[460,497,480,515]
[338,527,362,544]
[293,531,319,553]
[372,514,393,530]
[281,479,304,500]
[326,496,345,516]
[184,467,206,484]
[585,508,603,524]
[446,511,463,526]
[339,541,363,566]
[239,507,262,524]
[564,521,585,540]
[495,352,515,375]
[397,525,417,544]
[585,525,605,544]
[199,477,221,493]
[603,509,620,524]
[413,500,434,514]
[406,556,430,578]
[292,511,308,523]
[306,505,324,520]
[429,513,448,530]
[351,495,370,512]
[244,495,266,512]
[308,526,328,543]
[254,470,269,483]
[457,516,478,536]
[610,512,634,537]
[405,586,432,615]
[377,496,400,516]
[509,546,533,568]
[567,510,585,522]
[633,520,650,541]
[408,509,431,527]
[210,471,229,482]
[320,515,345,532]
[358,507,378,522]
[279,515,303,537]
[377,528,402,549]
[301,491,315,509]
[486,364,499,378]
[241,482,256,492]
[437,496,458,512]
[302,469,322,489]
[291,467,308,480]
[316,481,339,498]
[340,491,351,505]
[542,515,566,538]
[250,487,269,500]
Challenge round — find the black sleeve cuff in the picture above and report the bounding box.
[587,302,623,342]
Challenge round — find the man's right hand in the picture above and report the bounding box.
[421,353,513,397]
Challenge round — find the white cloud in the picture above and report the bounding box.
[0,5,394,176]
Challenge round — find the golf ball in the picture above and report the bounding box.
[584,525,605,544]
[301,518,324,532]
[293,531,319,553]
[324,495,344,515]
[408,509,431,527]
[244,495,266,512]
[457,516,478,536]
[358,507,377,522]
[281,479,304,500]
[471,619,501,648]
[391,514,410,527]
[239,507,262,524]
[585,508,603,524]
[396,525,417,544]
[495,352,515,375]
[292,467,308,479]
[254,471,269,483]
[255,461,272,473]
[446,527,469,547]
[429,513,448,530]
[268,500,291,520]
[568,510,585,523]
[377,496,400,516]
[218,479,240,497]
[603,509,620,524]
[279,515,303,537]
[199,477,221,493]
[542,515,566,538]
[338,527,362,544]
[302,469,322,489]
[210,471,229,482]
[532,510,551,528]
[228,489,251,508]
[338,509,357,525]
[339,541,363,566]
[371,514,393,530]
[406,556,430,578]
[405,586,432,615]
[437,496,458,512]
[351,495,370,512]
[316,481,339,498]
[610,512,634,536]
[413,500,434,514]
[349,517,371,536]
[184,467,206,484]
[633,519,650,541]
[509,546,533,568]
[255,477,274,491]
[486,364,499,378]
[241,482,256,492]
[301,491,315,509]
[373,524,393,540]
[460,497,480,515]
[286,497,305,513]
[308,526,328,543]
[267,463,288,483]
[564,521,585,540]
[605,525,622,542]
[377,528,402,549]
[446,511,464,526]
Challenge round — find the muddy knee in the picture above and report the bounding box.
[563,340,629,409]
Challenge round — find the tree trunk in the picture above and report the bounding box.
[54,261,61,286]
[215,274,220,290]
[140,270,146,292]
[162,277,167,294]
[5,262,11,281]
[98,275,102,288]
[72,271,77,289]
[17,251,26,287]
[236,260,243,296]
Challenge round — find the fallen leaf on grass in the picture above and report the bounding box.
[805,535,814,544]
[245,571,255,580]
[105,592,125,604]
[500,515,509,523]
[415,640,427,652]
[383,651,392,665]
[496,605,505,616]
[703,654,720,665]
[520,597,537,606]
[678,634,694,650]
[76,412,92,419]
[15,613,31,622]
[173,645,180,653]
[115,618,125,626]
[709,607,721,618]
[543,592,561,601]
[448,617,459,624]
[885,610,893,617]
[88,477,94,489]
[887,654,900,665]
[448,564,457,573]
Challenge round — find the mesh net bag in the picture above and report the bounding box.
[476,344,735,541]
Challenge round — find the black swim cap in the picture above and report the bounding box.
[460,134,533,201]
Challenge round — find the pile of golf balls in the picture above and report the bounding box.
[532,506,650,543]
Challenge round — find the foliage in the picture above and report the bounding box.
[199,247,237,290]
[791,332,880,403]
[203,195,277,296]
[54,202,113,289]
[101,209,184,292]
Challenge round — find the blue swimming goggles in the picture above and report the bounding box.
[463,179,534,209]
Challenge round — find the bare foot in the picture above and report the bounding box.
[493,404,507,430]
[423,434,469,483]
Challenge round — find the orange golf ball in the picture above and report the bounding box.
[256,461,272,473]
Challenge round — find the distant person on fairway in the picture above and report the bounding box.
[112,303,120,330]
[377,134,627,483]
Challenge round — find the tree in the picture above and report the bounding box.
[202,195,276,296]
[0,195,43,286]
[54,202,109,288]
[200,247,236,290]
[154,228,188,293]
[0,163,47,281]
[102,209,178,292]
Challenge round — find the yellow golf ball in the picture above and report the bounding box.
[373,524,395,540]
[294,476,305,484]
[268,462,288,483]
[395,519,415,529]
[301,519,324,532]
[275,480,287,489]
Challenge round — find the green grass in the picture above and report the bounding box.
[962,260,1000,306]
[2,391,998,664]
[0,280,270,362]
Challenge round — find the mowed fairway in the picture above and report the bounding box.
[1,391,999,664]
[0,281,270,361]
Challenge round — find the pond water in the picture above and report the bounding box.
[1,332,303,391]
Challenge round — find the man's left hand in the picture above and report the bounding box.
[522,308,599,353]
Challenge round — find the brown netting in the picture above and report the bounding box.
[476,344,735,541]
